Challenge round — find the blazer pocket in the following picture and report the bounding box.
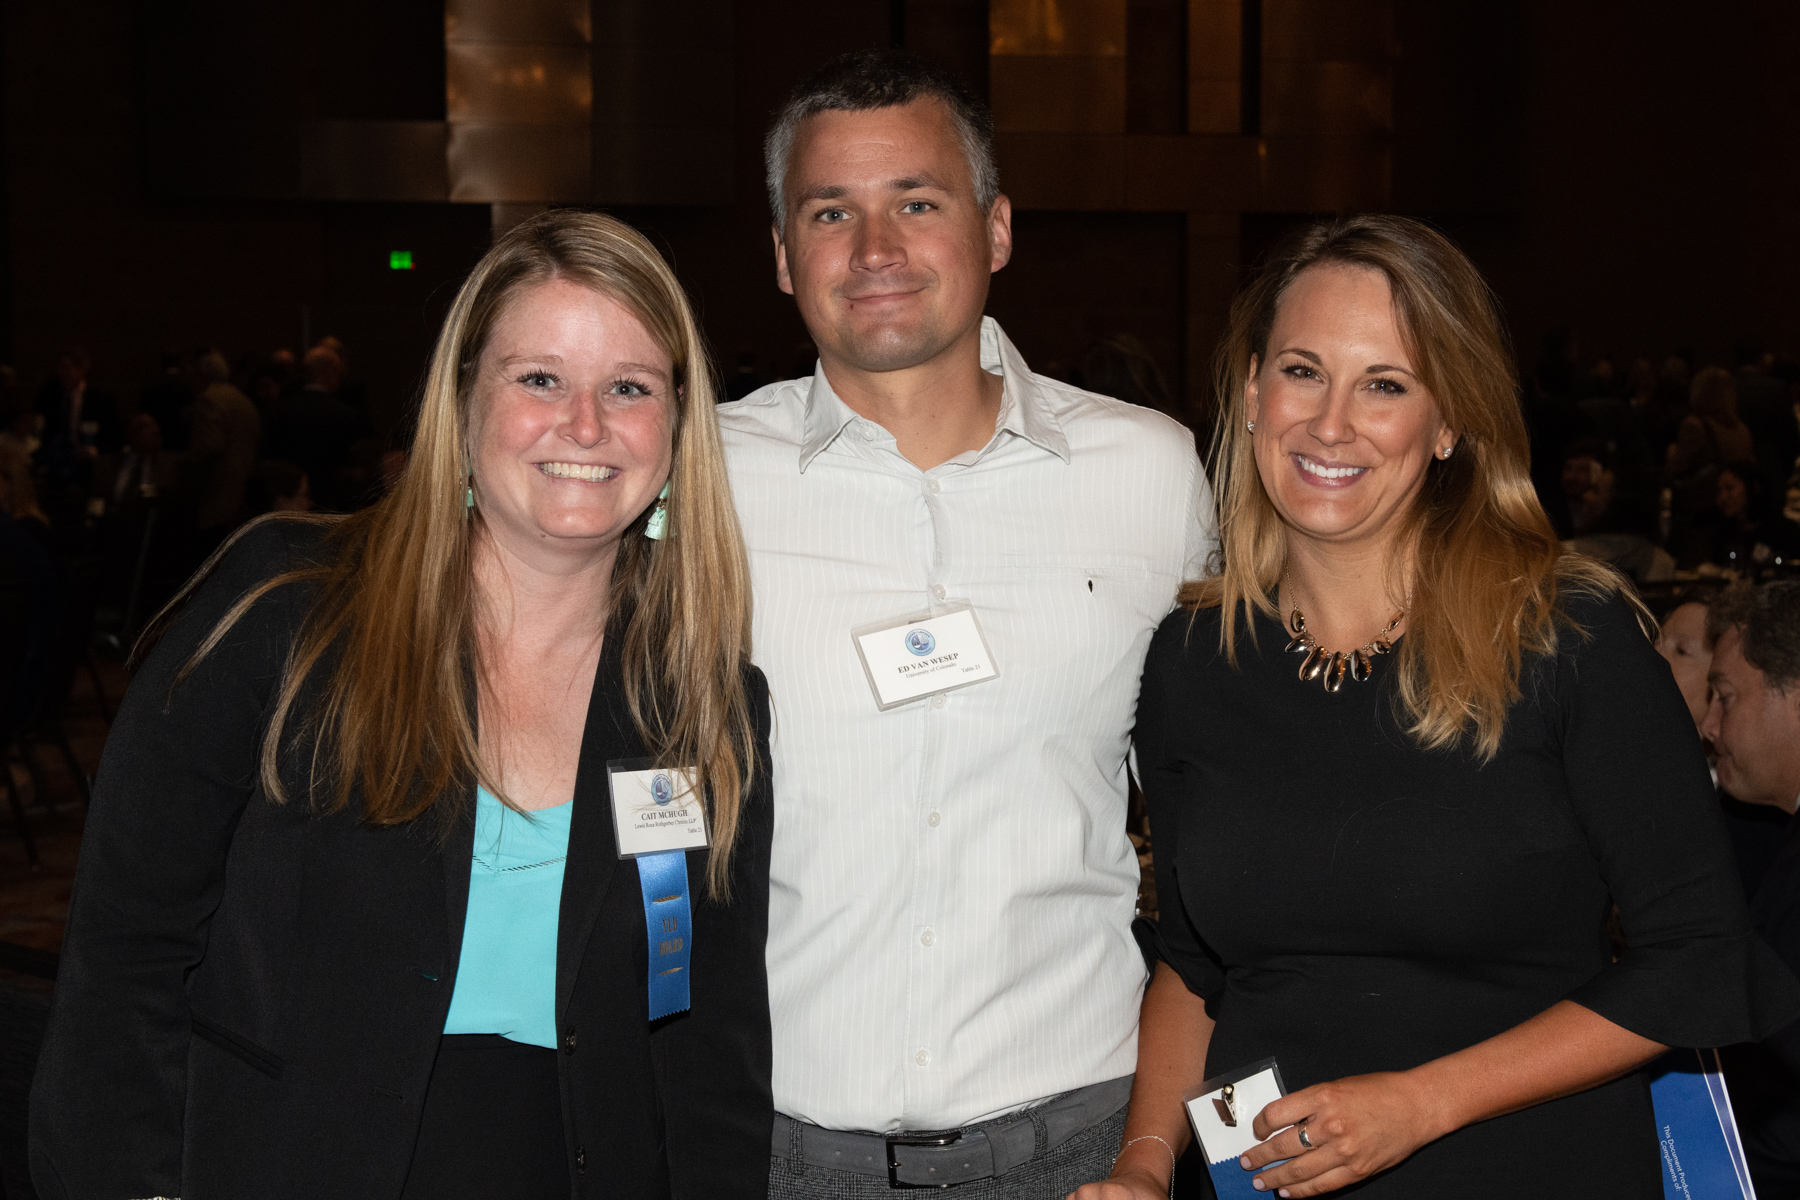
[191,1011,286,1079]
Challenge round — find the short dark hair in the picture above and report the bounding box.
[1561,436,1609,467]
[764,49,998,222]
[1707,581,1800,691]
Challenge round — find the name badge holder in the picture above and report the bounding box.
[1184,1057,1292,1200]
[606,758,708,1021]
[851,601,1001,712]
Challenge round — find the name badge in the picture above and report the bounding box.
[851,602,1000,711]
[607,758,705,1021]
[608,760,709,859]
[1184,1058,1292,1196]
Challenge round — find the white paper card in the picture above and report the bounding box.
[852,604,1000,710]
[608,765,708,859]
[1185,1063,1288,1164]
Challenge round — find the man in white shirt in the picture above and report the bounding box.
[717,50,1216,1198]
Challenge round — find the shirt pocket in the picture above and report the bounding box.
[996,552,1178,607]
[981,552,1179,682]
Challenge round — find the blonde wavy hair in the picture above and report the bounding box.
[152,211,755,895]
[1183,214,1638,762]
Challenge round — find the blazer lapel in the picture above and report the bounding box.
[440,660,485,987]
[438,780,478,988]
[556,633,642,1018]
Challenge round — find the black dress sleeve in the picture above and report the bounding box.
[1134,614,1229,1014]
[1556,591,1800,1045]
[29,519,318,1200]
[660,664,775,1198]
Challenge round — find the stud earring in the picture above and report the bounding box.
[1246,420,1256,433]
[1440,445,1454,460]
[645,480,671,540]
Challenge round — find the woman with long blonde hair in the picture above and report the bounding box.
[1078,215,1799,1199]
[31,211,774,1198]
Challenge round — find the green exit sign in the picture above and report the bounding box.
[389,250,415,270]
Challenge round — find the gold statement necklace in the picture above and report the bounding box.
[1282,576,1405,694]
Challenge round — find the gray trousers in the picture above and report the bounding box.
[768,1106,1127,1199]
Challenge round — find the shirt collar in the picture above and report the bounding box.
[798,366,862,472]
[796,317,1070,472]
[982,317,1070,463]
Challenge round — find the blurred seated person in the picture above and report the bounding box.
[1681,462,1800,571]
[244,459,312,515]
[93,413,182,513]
[1559,437,1649,537]
[1667,366,1755,517]
[1641,355,1695,463]
[1704,583,1800,1199]
[262,345,371,512]
[1559,438,1671,580]
[35,346,122,499]
[188,352,262,556]
[1736,338,1800,507]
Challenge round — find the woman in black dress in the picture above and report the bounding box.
[1083,216,1800,1199]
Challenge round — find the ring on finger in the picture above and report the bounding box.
[1297,1125,1315,1150]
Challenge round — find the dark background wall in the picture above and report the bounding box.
[3,1,1797,435]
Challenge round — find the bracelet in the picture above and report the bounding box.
[1114,1134,1177,1197]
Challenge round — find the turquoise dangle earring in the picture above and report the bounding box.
[645,480,671,540]
[464,457,475,514]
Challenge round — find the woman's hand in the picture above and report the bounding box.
[1065,1130,1181,1200]
[1066,1167,1171,1200]
[1237,1071,1447,1197]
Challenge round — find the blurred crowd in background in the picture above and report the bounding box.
[1524,331,1800,582]
[0,321,1796,712]
[0,338,406,645]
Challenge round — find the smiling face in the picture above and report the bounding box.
[1702,625,1800,811]
[1246,264,1454,554]
[466,277,674,567]
[774,98,1011,376]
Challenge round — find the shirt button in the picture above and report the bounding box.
[930,583,947,600]
[916,1049,930,1067]
[861,425,876,441]
[927,479,941,494]
[931,693,947,709]
[927,811,941,827]
[563,1029,577,1054]
[921,929,935,947]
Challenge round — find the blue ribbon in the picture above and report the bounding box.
[636,849,693,1020]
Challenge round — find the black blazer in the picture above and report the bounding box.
[29,520,774,1199]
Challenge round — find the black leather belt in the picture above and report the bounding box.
[771,1075,1132,1189]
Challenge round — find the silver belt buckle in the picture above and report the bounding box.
[885,1129,962,1189]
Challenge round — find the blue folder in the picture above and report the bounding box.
[1648,1048,1756,1200]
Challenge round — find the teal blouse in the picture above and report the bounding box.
[442,787,572,1049]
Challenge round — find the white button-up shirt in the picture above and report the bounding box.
[718,318,1216,1131]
